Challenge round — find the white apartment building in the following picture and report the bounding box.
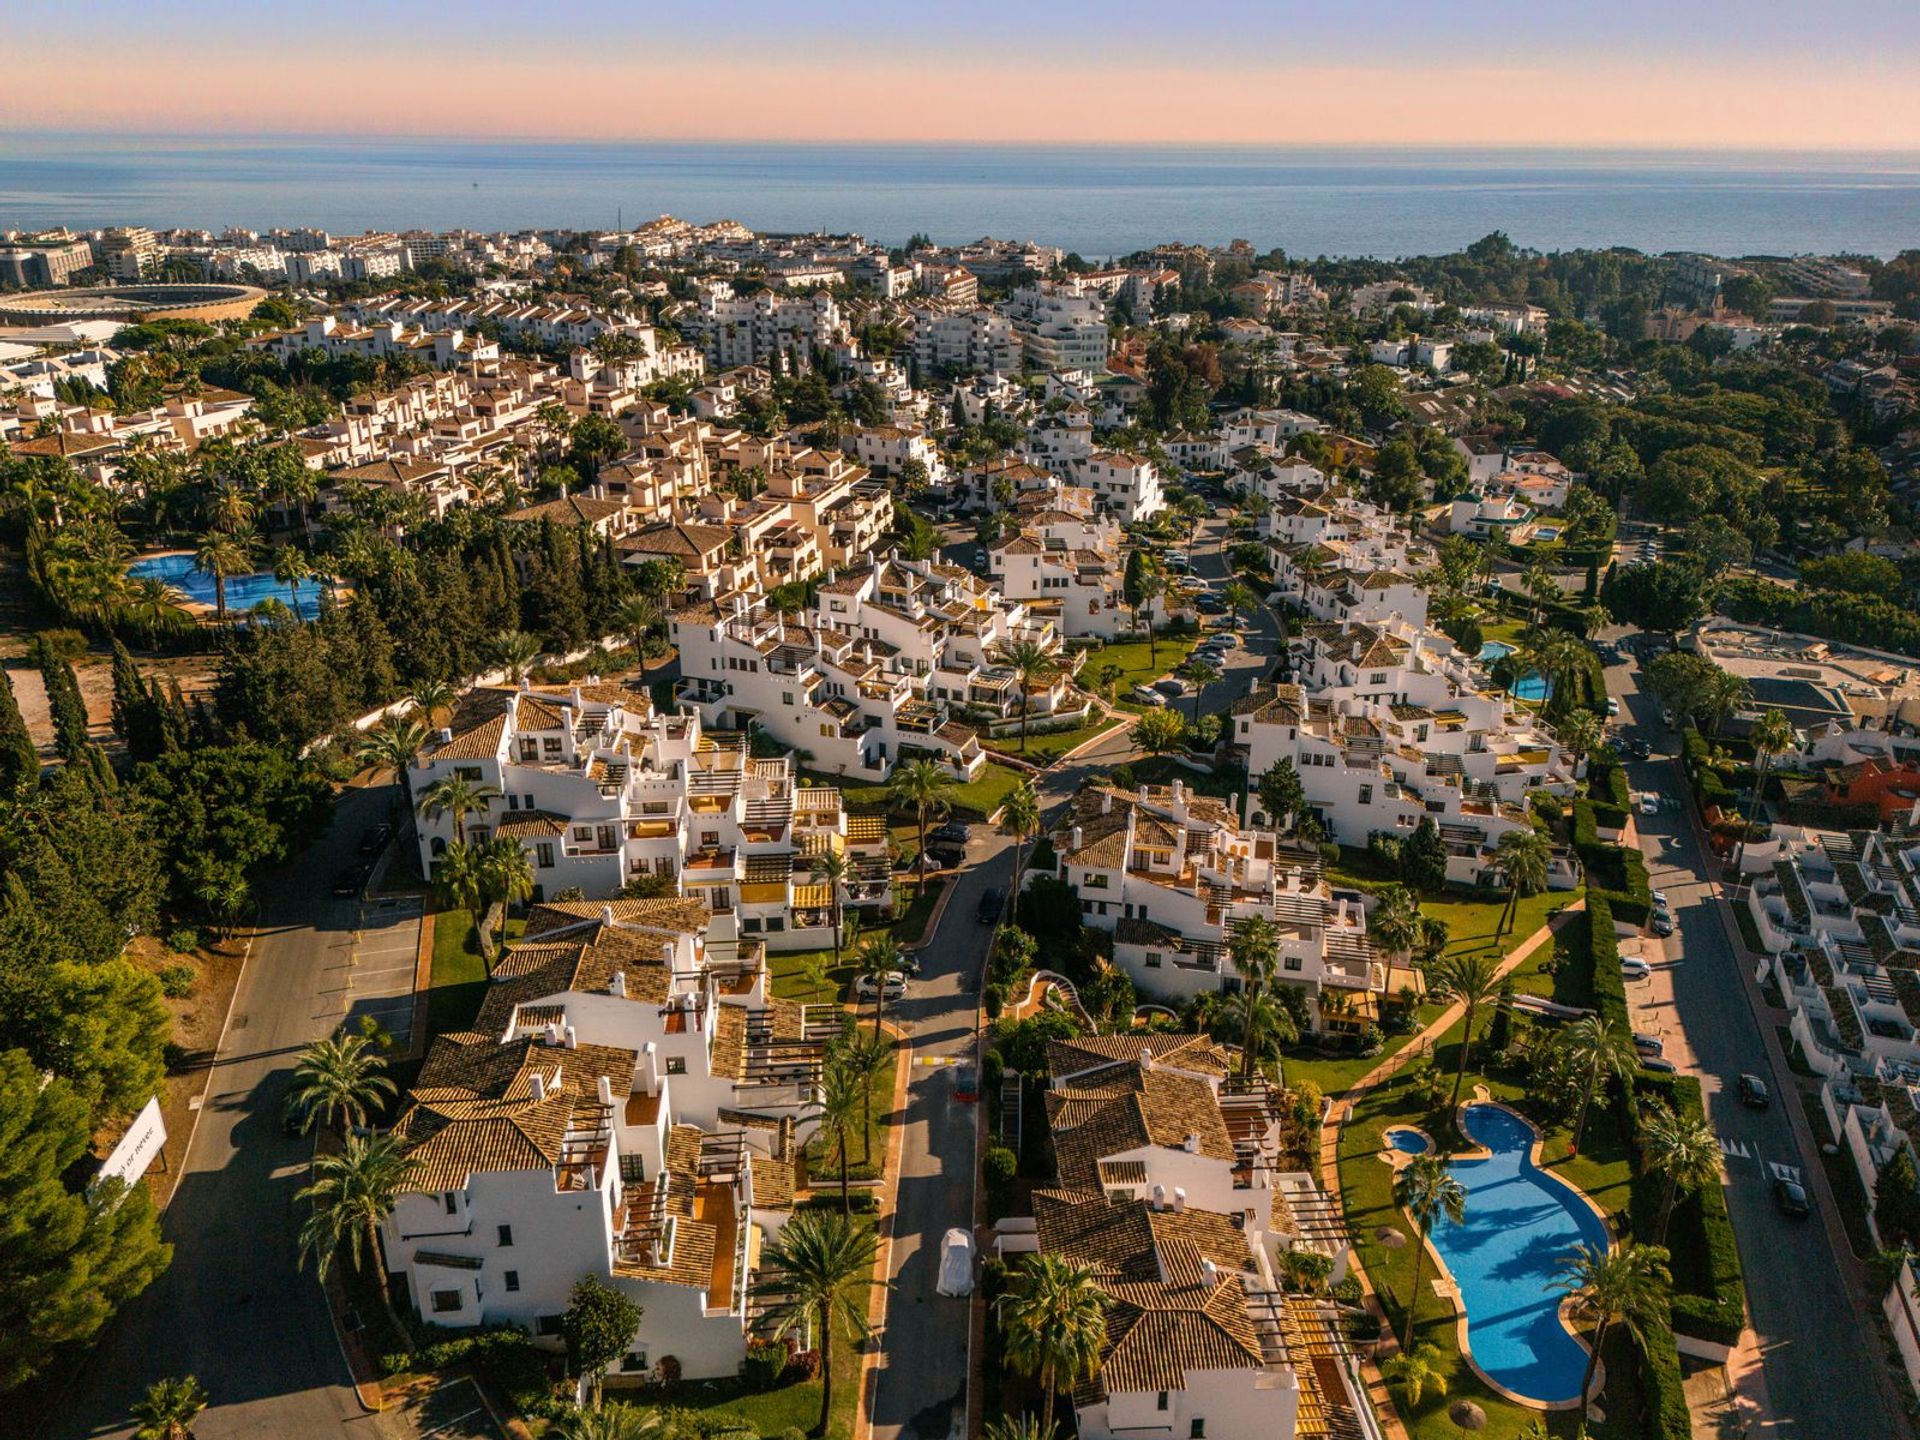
[909,306,1022,376]
[1005,283,1111,372]
[693,288,849,371]
[253,315,501,371]
[989,507,1131,639]
[671,556,1072,781]
[1081,450,1166,523]
[381,896,837,1383]
[1052,781,1385,1026]
[409,683,893,948]
[846,424,947,488]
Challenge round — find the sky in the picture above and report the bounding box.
[12,1,1920,148]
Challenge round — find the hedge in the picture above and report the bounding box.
[1591,800,1631,834]
[1585,894,1631,1034]
[1591,757,1631,811]
[1572,799,1598,852]
[1627,1074,1747,1347]
[1637,1313,1694,1440]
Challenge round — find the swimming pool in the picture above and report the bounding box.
[128,552,326,621]
[1476,641,1550,703]
[1428,1104,1609,1406]
[1385,1126,1431,1155]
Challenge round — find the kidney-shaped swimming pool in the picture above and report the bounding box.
[1427,1103,1609,1406]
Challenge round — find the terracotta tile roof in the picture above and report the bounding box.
[493,809,569,839]
[1048,1069,1235,1190]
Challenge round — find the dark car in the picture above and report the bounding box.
[1772,1176,1812,1218]
[1651,911,1675,937]
[976,887,1006,925]
[1738,1073,1771,1109]
[925,846,965,872]
[951,1064,980,1103]
[931,821,971,846]
[1194,596,1227,615]
[358,821,394,856]
[1628,739,1653,760]
[331,864,370,898]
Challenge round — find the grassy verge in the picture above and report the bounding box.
[804,1046,896,1183]
[650,1214,876,1440]
[426,909,522,1040]
[981,715,1123,764]
[1091,634,1200,712]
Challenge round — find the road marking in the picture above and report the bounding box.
[1720,1137,1753,1159]
[915,1055,960,1067]
[1768,1161,1804,1184]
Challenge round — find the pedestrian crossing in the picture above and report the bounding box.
[1717,1134,1803,1184]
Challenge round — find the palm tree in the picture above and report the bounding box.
[432,839,489,964]
[1735,708,1796,874]
[271,545,313,616]
[1427,950,1503,1110]
[1558,708,1604,770]
[1368,884,1424,961]
[855,934,904,1037]
[1182,656,1220,726]
[836,1025,892,1167]
[996,639,1057,754]
[297,1133,418,1349]
[1702,668,1751,738]
[417,772,500,846]
[1221,578,1259,630]
[982,1416,1056,1440]
[122,575,191,644]
[488,628,542,685]
[1494,825,1552,937]
[130,1376,209,1440]
[1228,913,1280,992]
[411,678,457,730]
[477,834,536,946]
[1393,1153,1467,1348]
[193,527,255,623]
[999,780,1042,910]
[810,847,852,970]
[1383,1343,1449,1408]
[1523,561,1559,625]
[356,716,431,816]
[1223,983,1296,1082]
[817,1046,864,1214]
[996,1254,1110,1430]
[888,759,956,896]
[1555,1241,1671,1427]
[288,1030,396,1135]
[617,595,661,677]
[1563,1016,1639,1156]
[750,1210,876,1437]
[1640,1100,1722,1244]
[555,1402,673,1440]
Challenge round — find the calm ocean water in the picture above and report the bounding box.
[4,135,1920,259]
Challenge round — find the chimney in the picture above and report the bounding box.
[564,1025,578,1049]
[1172,778,1185,803]
[1141,1045,1155,1072]
[545,1021,562,1045]
[1070,825,1083,852]
[1101,790,1112,815]
[641,1041,660,1095]
[1184,1133,1201,1154]
[437,726,453,745]
[1201,1257,1218,1286]
[1336,897,1349,924]
[1173,1186,1188,1213]
[661,940,676,967]
[1151,1184,1166,1212]
[596,1075,613,1106]
[601,903,615,925]
[529,1072,547,1101]
[609,970,627,998]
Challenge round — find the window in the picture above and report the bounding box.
[1190,1421,1205,1438]
[666,1057,687,1075]
[430,1289,464,1315]
[783,693,794,705]
[536,1314,565,1337]
[1084,873,1109,889]
[1156,1393,1169,1413]
[503,1270,521,1293]
[455,766,483,781]
[621,1350,651,1373]
[497,1224,514,1247]
[1145,952,1163,968]
[536,843,554,869]
[1284,955,1303,972]
[442,1192,460,1216]
[1357,785,1373,805]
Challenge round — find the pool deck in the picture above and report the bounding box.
[1319,901,1587,1428]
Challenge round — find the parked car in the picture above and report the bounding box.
[1154,677,1191,699]
[1738,1073,1771,1109]
[931,821,971,846]
[1194,596,1227,616]
[855,972,907,1001]
[1130,685,1167,707]
[1639,1055,1678,1073]
[331,864,370,898]
[1607,697,1621,717]
[1651,889,1670,910]
[1628,739,1653,759]
[950,1064,980,1103]
[976,887,1006,925]
[1620,956,1652,980]
[925,845,965,871]
[1639,794,1659,816]
[358,822,394,856]
[1772,1176,1812,1218]
[1651,911,1675,937]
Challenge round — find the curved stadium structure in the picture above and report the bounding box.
[0,282,266,326]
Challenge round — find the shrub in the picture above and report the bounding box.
[38,628,89,663]
[1637,1312,1694,1440]
[781,1350,821,1384]
[655,1355,682,1385]
[984,1145,1018,1186]
[157,962,197,998]
[741,1341,787,1392]
[166,926,202,955]
[383,1326,552,1414]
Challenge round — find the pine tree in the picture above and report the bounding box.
[109,641,167,764]
[0,1049,172,1390]
[0,667,39,796]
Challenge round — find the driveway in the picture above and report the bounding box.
[1607,644,1909,1439]
[50,784,405,1440]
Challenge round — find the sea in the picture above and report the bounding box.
[5,135,1920,260]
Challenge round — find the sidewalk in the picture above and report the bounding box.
[851,1017,915,1440]
[1316,904,1584,1440]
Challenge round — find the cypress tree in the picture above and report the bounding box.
[0,667,39,796]
[33,636,91,767]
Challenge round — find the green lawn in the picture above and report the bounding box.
[650,1213,877,1440]
[767,881,948,1004]
[805,1041,897,1183]
[1084,634,1200,711]
[800,758,1027,823]
[1338,1035,1643,1440]
[982,715,1126,765]
[426,909,521,1040]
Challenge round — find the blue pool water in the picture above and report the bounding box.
[1429,1104,1610,1405]
[129,552,326,621]
[1477,641,1551,703]
[1534,527,1561,542]
[1386,1127,1431,1155]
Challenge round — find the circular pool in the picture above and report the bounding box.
[1384,1126,1432,1156]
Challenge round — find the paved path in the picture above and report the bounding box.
[49,784,405,1440]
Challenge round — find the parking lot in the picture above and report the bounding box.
[337,894,422,1049]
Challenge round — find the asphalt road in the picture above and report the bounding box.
[50,784,401,1440]
[1607,643,1909,1439]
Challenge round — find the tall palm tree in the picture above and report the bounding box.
[1368,884,1424,961]
[271,545,313,615]
[193,527,255,623]
[1224,983,1296,1082]
[1555,1241,1671,1428]
[750,1210,876,1437]
[1640,1100,1722,1244]
[296,1133,419,1349]
[411,678,458,730]
[356,716,431,816]
[836,1024,892,1167]
[288,1031,396,1135]
[1494,825,1552,937]
[1523,561,1559,625]
[555,1402,673,1440]
[1557,709,1604,770]
[1183,656,1220,726]
[1228,913,1280,992]
[817,1046,864,1215]
[811,847,852,972]
[1427,950,1503,1110]
[1563,1016,1639,1156]
[1735,708,1796,873]
[477,835,537,945]
[1393,1152,1467,1348]
[488,628,542,685]
[1221,578,1259,631]
[855,935,904,1037]
[432,839,489,964]
[999,781,1042,911]
[996,1254,1110,1430]
[130,1375,209,1440]
[995,639,1057,754]
[417,773,500,846]
[617,595,661,677]
[1702,668,1751,738]
[122,575,191,644]
[1383,1343,1449,1408]
[888,759,957,897]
